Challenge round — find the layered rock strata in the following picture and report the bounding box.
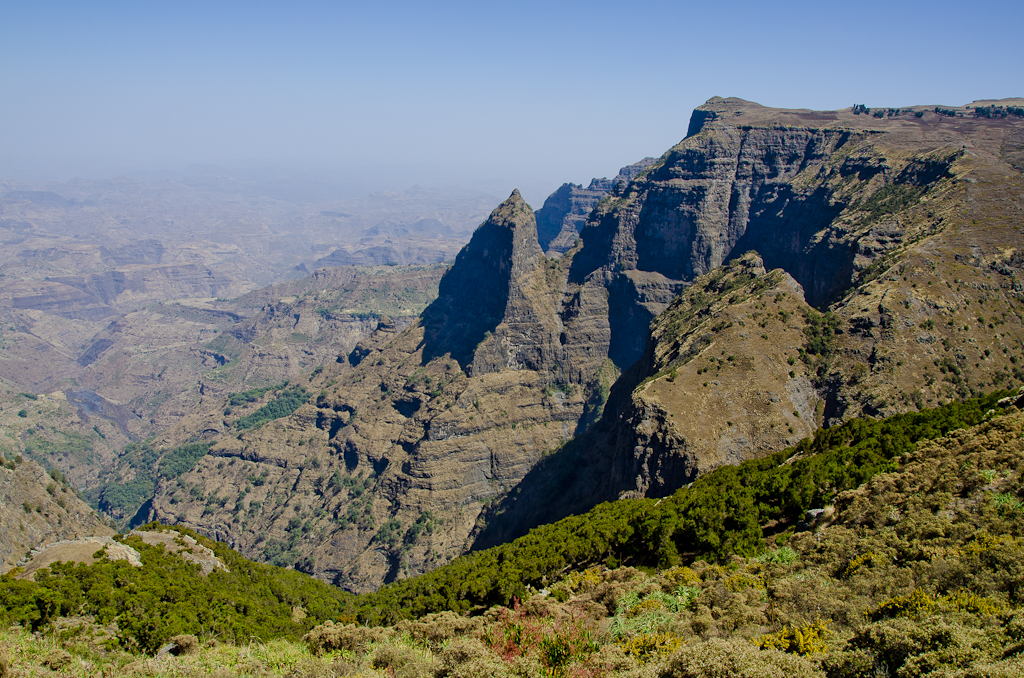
[474,97,1024,544]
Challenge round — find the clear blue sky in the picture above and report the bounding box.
[2,0,1021,205]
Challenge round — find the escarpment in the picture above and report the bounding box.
[564,98,972,372]
[471,253,826,547]
[140,97,1024,591]
[476,96,1024,546]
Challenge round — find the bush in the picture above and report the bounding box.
[654,638,823,678]
[755,620,830,656]
[438,637,516,678]
[168,633,199,655]
[228,382,287,407]
[370,640,437,678]
[395,610,482,648]
[41,650,71,672]
[846,617,989,678]
[304,621,388,656]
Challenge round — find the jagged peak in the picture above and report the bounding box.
[419,190,541,366]
[487,189,535,229]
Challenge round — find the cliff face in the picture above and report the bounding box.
[571,127,851,300]
[471,254,825,547]
[535,159,657,254]
[476,96,1024,545]
[143,97,1024,591]
[420,189,558,373]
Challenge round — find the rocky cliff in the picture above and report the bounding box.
[473,96,1024,544]
[128,97,1024,592]
[141,191,587,591]
[535,158,657,254]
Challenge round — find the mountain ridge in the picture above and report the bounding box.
[72,97,1024,592]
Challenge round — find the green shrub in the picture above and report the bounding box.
[228,382,288,407]
[157,443,211,479]
[0,525,354,654]
[755,620,830,656]
[304,621,387,656]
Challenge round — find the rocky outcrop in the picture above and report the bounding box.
[421,190,542,368]
[536,158,658,254]
[148,191,586,591]
[606,254,820,494]
[560,98,975,375]
[458,191,565,377]
[474,96,1024,546]
[471,254,824,546]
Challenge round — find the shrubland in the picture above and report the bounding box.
[3,390,1024,676]
[0,525,352,656]
[355,390,1011,622]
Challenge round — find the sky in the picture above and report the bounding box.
[2,0,1022,206]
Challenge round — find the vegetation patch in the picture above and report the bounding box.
[228,382,288,407]
[156,442,211,480]
[234,385,310,430]
[800,308,841,382]
[0,525,352,654]
[5,393,1024,677]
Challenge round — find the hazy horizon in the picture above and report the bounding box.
[3,0,1022,208]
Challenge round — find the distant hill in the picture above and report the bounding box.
[0,262,447,505]
[0,176,491,493]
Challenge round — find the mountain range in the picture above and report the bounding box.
[43,95,1020,593]
[3,94,1024,678]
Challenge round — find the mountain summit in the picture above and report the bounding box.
[421,189,550,370]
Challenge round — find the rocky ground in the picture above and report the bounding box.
[0,454,112,570]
